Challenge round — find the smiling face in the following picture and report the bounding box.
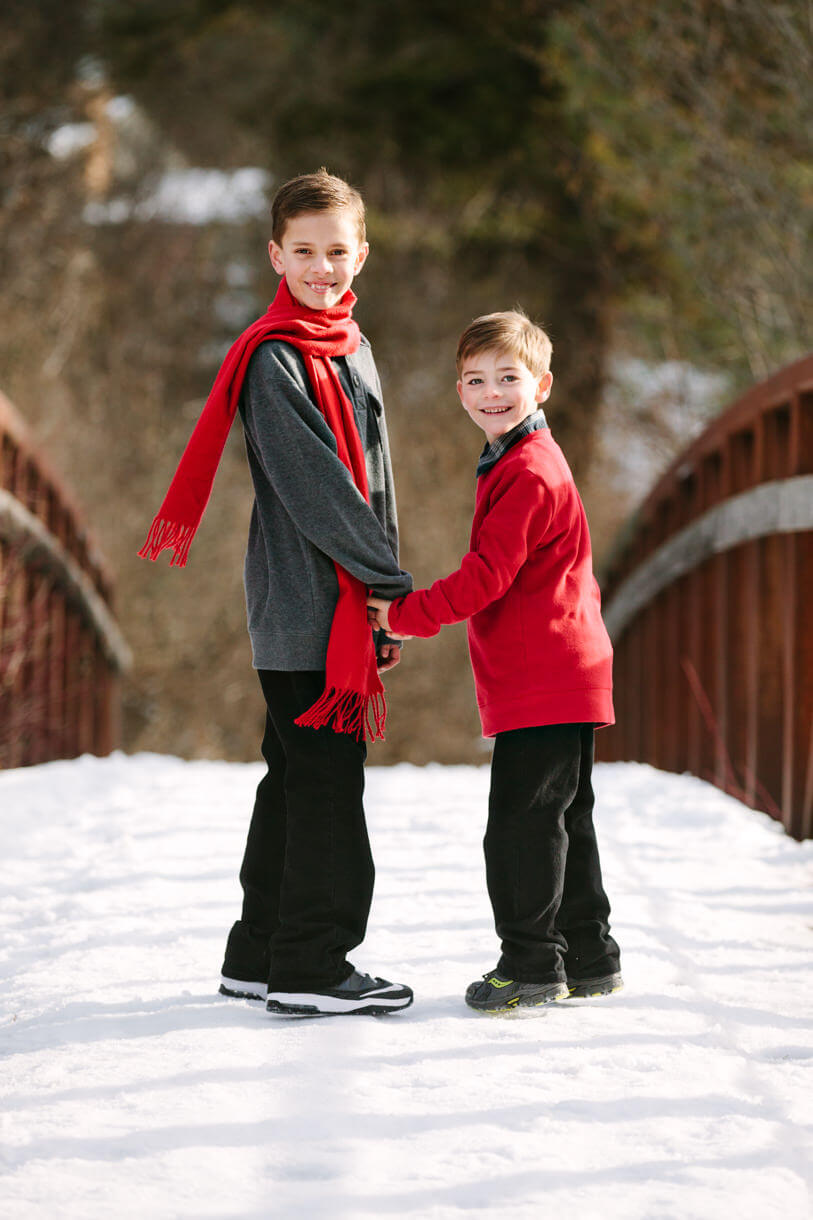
[268,210,369,311]
[457,348,553,443]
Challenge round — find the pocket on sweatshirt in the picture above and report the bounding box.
[268,582,319,635]
[244,558,318,637]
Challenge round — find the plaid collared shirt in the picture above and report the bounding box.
[476,408,549,477]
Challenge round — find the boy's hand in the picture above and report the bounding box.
[376,642,401,672]
[366,596,392,632]
[366,595,412,640]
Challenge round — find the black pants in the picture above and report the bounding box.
[486,722,620,984]
[221,670,373,991]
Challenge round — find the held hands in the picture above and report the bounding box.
[368,595,413,674]
[367,596,413,641]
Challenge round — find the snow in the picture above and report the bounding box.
[82,168,272,226]
[597,357,730,503]
[45,123,97,161]
[46,95,271,227]
[1,753,811,1219]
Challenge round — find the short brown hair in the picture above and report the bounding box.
[456,310,553,378]
[271,168,366,244]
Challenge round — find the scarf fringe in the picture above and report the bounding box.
[138,517,196,568]
[295,685,386,743]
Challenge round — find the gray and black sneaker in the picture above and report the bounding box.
[219,975,267,1001]
[566,972,624,998]
[465,970,568,1013]
[266,969,413,1016]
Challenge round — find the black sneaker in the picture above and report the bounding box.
[219,975,267,1001]
[566,972,624,998]
[266,969,413,1016]
[465,970,568,1013]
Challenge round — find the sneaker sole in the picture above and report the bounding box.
[267,990,413,1017]
[219,976,267,1001]
[566,974,624,998]
[467,982,569,1014]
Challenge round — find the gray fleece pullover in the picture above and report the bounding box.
[239,335,413,670]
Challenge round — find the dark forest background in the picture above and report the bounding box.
[2,0,810,762]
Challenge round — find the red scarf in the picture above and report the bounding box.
[139,278,386,742]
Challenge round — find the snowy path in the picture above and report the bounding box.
[1,754,811,1220]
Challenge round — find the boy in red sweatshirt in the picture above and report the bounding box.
[368,310,622,1013]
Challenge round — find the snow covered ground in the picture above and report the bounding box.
[1,754,811,1220]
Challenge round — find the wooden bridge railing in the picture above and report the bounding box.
[597,354,813,840]
[0,390,131,769]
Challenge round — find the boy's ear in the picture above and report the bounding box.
[268,240,285,276]
[353,241,370,276]
[456,379,465,404]
[537,371,553,403]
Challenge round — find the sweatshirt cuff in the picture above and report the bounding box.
[388,593,438,638]
[389,590,446,639]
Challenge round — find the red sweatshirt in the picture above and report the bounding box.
[387,429,614,736]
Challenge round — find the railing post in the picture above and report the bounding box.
[685,564,703,776]
[754,535,786,820]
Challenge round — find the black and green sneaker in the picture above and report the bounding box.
[465,970,568,1013]
[566,972,624,998]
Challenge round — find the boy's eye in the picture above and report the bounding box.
[466,377,483,385]
[502,375,518,382]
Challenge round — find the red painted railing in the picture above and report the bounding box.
[0,391,130,768]
[598,355,813,840]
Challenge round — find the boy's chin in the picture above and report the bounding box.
[291,292,323,311]
[483,420,515,440]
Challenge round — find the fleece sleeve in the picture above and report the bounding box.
[242,341,413,599]
[388,467,552,638]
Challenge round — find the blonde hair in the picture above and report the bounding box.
[456,310,553,378]
[271,168,366,244]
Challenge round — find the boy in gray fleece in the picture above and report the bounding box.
[218,170,415,1016]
